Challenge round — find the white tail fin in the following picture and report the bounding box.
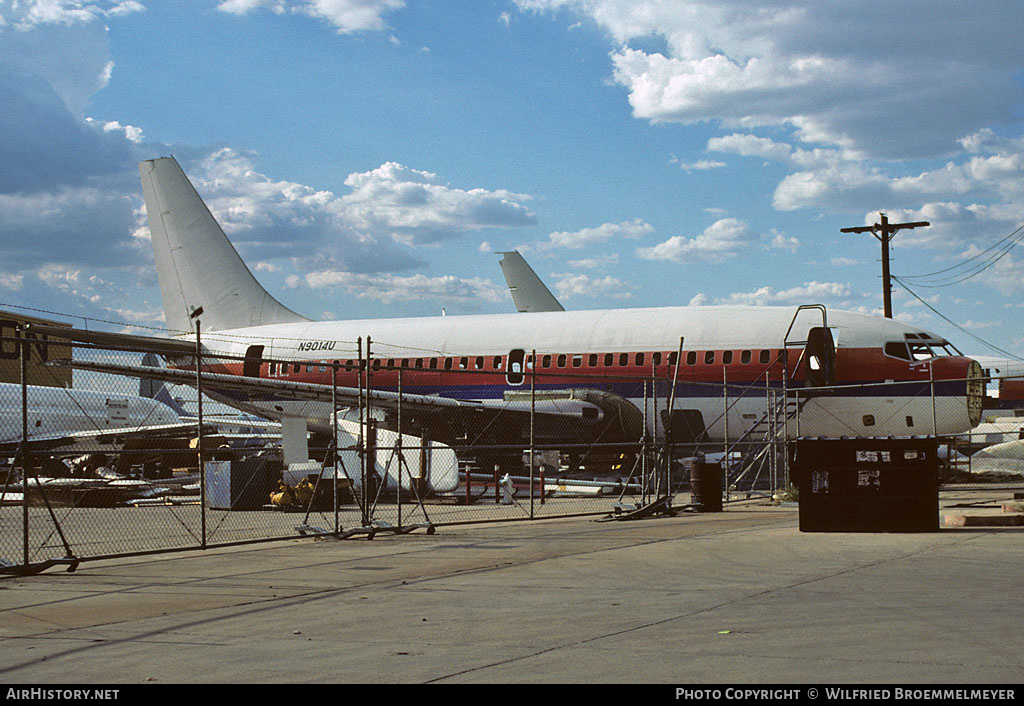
[498,251,565,313]
[139,352,189,417]
[139,157,308,333]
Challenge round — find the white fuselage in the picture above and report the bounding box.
[186,305,983,442]
[0,383,181,445]
[133,156,986,447]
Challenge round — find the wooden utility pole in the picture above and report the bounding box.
[841,214,929,318]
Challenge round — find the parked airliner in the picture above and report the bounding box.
[502,249,1022,432]
[0,382,185,453]
[969,356,1024,410]
[43,157,985,463]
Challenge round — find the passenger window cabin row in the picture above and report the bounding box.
[265,348,789,376]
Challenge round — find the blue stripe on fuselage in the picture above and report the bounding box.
[203,379,966,405]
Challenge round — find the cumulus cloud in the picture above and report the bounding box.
[712,281,853,306]
[295,270,506,305]
[189,148,336,239]
[0,1,144,239]
[539,218,652,250]
[770,232,800,253]
[518,0,1024,269]
[703,127,1024,225]
[0,273,24,291]
[340,162,535,246]
[846,202,1023,252]
[93,119,144,144]
[672,158,726,172]
[566,254,619,269]
[0,65,135,195]
[771,152,1024,217]
[1,1,144,30]
[0,187,141,268]
[0,7,539,321]
[953,251,1024,298]
[707,133,793,162]
[520,0,1024,160]
[0,2,139,116]
[552,272,634,300]
[0,1,535,327]
[150,148,537,273]
[0,3,174,328]
[636,218,757,263]
[217,0,405,35]
[611,47,848,129]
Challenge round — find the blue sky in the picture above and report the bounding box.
[2,0,1024,356]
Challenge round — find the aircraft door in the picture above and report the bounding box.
[661,409,708,444]
[506,349,526,386]
[243,345,265,377]
[804,327,836,386]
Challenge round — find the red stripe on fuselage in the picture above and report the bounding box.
[196,346,974,388]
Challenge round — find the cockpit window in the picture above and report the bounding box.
[887,339,960,362]
[908,343,934,361]
[884,342,912,361]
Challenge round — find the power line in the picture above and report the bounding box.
[890,276,1024,361]
[896,222,1024,287]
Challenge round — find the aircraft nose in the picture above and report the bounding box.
[966,359,984,427]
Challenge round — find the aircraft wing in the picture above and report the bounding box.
[53,359,476,412]
[49,359,641,445]
[0,421,214,457]
[24,323,199,356]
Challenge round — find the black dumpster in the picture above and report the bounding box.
[792,438,939,532]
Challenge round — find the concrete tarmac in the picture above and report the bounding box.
[1,491,1022,684]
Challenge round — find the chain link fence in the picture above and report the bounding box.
[0,330,997,572]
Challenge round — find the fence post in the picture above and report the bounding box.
[723,366,729,504]
[781,350,791,489]
[767,381,775,498]
[651,365,658,498]
[930,363,937,437]
[362,337,370,526]
[195,318,206,549]
[333,361,340,535]
[397,367,403,529]
[356,337,365,526]
[530,350,535,518]
[667,337,684,499]
[642,379,649,504]
[19,330,28,567]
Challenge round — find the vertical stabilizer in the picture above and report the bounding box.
[140,157,308,333]
[139,352,189,417]
[498,251,565,313]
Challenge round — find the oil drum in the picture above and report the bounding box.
[689,459,723,512]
